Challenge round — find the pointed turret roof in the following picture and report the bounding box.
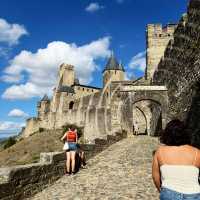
[103,52,125,73]
[41,94,49,101]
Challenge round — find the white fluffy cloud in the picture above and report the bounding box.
[8,109,29,118]
[129,51,146,72]
[0,18,28,46]
[0,121,24,132]
[85,2,104,13]
[2,37,111,100]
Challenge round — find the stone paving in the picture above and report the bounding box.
[29,136,160,200]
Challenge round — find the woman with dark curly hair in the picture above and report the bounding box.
[152,119,200,200]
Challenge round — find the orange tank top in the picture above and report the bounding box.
[67,131,77,142]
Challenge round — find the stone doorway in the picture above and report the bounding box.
[132,100,162,136]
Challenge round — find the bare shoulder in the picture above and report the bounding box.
[187,146,200,166]
[157,145,167,152]
[188,145,200,152]
[64,132,68,137]
[154,145,165,157]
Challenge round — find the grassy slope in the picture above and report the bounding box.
[0,129,64,167]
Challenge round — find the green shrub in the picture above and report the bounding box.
[32,154,40,163]
[3,137,16,149]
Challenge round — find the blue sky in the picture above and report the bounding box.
[0,0,188,138]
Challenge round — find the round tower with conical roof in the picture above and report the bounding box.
[103,52,125,87]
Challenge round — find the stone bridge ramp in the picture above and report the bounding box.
[29,136,159,200]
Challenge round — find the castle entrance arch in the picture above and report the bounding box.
[120,85,168,136]
[132,99,162,136]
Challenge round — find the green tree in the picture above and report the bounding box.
[4,137,16,149]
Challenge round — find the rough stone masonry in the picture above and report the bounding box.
[153,0,200,147]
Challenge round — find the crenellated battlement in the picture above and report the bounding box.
[146,23,177,38]
[59,63,74,71]
[145,23,177,81]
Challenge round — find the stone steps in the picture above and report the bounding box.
[30,136,159,200]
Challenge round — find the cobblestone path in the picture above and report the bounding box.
[30,136,159,200]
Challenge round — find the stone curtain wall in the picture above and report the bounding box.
[153,0,200,121]
[0,132,127,200]
[153,0,200,147]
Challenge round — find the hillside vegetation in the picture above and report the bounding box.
[0,129,64,167]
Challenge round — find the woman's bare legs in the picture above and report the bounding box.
[66,151,71,173]
[70,151,76,173]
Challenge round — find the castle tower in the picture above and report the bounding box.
[37,94,50,120]
[103,52,125,87]
[58,63,75,87]
[145,24,177,81]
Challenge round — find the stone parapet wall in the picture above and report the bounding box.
[0,152,65,200]
[0,131,127,200]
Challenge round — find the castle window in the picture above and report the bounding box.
[168,34,171,37]
[159,34,162,37]
[115,70,116,74]
[92,89,94,92]
[69,101,74,110]
[83,88,85,91]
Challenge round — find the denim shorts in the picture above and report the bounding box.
[160,187,200,200]
[68,143,77,151]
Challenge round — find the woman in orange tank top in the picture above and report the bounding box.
[61,127,78,175]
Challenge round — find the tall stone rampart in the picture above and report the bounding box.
[153,0,200,146]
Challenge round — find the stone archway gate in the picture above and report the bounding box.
[119,84,168,136]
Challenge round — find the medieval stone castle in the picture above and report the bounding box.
[22,23,177,143]
[2,1,200,199]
